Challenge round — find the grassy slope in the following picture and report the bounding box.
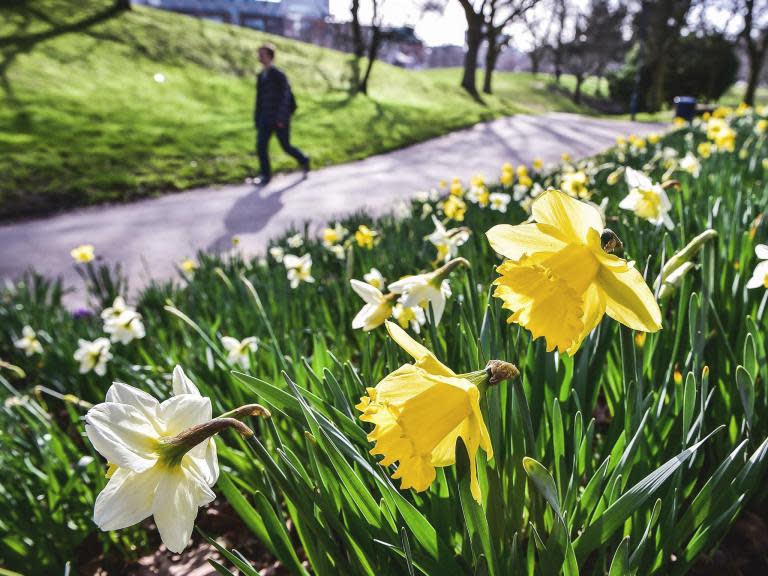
[0,0,599,219]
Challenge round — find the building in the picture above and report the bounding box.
[135,0,330,37]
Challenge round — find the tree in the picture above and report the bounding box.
[562,0,628,103]
[636,0,695,112]
[550,0,568,83]
[456,0,487,97]
[523,3,554,75]
[740,0,768,106]
[349,0,384,95]
[483,0,542,94]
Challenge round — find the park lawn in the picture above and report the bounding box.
[0,0,604,219]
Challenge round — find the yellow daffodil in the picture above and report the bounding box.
[180,259,198,274]
[755,119,767,135]
[355,225,378,249]
[697,141,712,159]
[487,190,662,355]
[500,169,514,186]
[467,185,490,207]
[648,133,661,145]
[322,223,348,247]
[71,244,95,264]
[450,178,464,197]
[532,158,543,171]
[673,117,687,127]
[616,136,626,147]
[356,321,517,501]
[443,196,467,221]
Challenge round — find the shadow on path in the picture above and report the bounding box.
[207,174,306,252]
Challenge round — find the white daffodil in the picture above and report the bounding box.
[679,152,701,177]
[283,254,315,288]
[363,267,386,290]
[421,203,434,219]
[391,302,426,334]
[426,216,470,263]
[328,244,346,260]
[101,296,131,321]
[350,280,393,331]
[466,185,489,207]
[619,167,674,230]
[269,246,285,263]
[489,192,512,213]
[220,336,258,369]
[86,367,218,554]
[74,338,113,376]
[747,244,768,290]
[105,311,146,345]
[286,233,304,249]
[388,258,466,326]
[14,325,43,356]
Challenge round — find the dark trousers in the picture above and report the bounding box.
[256,122,307,179]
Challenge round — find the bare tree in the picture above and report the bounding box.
[523,2,554,75]
[457,0,487,97]
[741,0,768,106]
[483,0,542,93]
[349,0,384,95]
[550,0,567,83]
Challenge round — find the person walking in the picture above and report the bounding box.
[254,43,309,185]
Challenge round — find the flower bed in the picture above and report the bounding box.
[1,107,767,574]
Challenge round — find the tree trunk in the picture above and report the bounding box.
[744,54,761,106]
[483,29,499,94]
[461,22,482,97]
[530,51,540,75]
[350,0,364,59]
[573,74,583,103]
[359,26,381,95]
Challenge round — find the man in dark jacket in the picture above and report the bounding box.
[254,44,309,184]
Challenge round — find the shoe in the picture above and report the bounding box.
[254,174,271,186]
[301,157,311,174]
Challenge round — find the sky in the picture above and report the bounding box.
[328,0,469,46]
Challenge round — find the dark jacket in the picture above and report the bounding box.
[254,67,296,127]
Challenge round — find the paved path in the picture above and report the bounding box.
[0,113,663,304]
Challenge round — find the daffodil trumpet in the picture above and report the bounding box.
[357,321,517,503]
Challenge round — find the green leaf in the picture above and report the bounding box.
[573,426,722,562]
[735,365,754,431]
[523,457,562,522]
[608,536,630,576]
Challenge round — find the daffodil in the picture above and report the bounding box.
[443,196,467,221]
[221,336,258,369]
[283,254,315,288]
[356,322,518,501]
[561,171,590,199]
[363,267,386,290]
[450,178,464,197]
[322,223,348,247]
[679,152,701,177]
[74,338,112,375]
[86,366,269,553]
[487,190,662,355]
[388,258,466,326]
[71,244,95,264]
[532,158,543,171]
[286,233,304,249]
[14,325,43,356]
[269,246,285,263]
[755,119,767,135]
[392,302,426,333]
[180,259,198,274]
[426,216,470,263]
[697,141,712,159]
[466,185,490,207]
[489,192,511,213]
[500,164,514,186]
[619,167,673,230]
[102,298,145,345]
[350,280,394,331]
[355,225,378,249]
[746,244,768,290]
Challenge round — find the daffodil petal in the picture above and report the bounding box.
[157,394,213,453]
[531,190,604,244]
[105,382,160,423]
[598,265,662,332]
[152,466,214,554]
[486,222,567,260]
[172,365,200,396]
[384,321,455,377]
[567,284,607,355]
[85,403,160,473]
[93,466,161,531]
